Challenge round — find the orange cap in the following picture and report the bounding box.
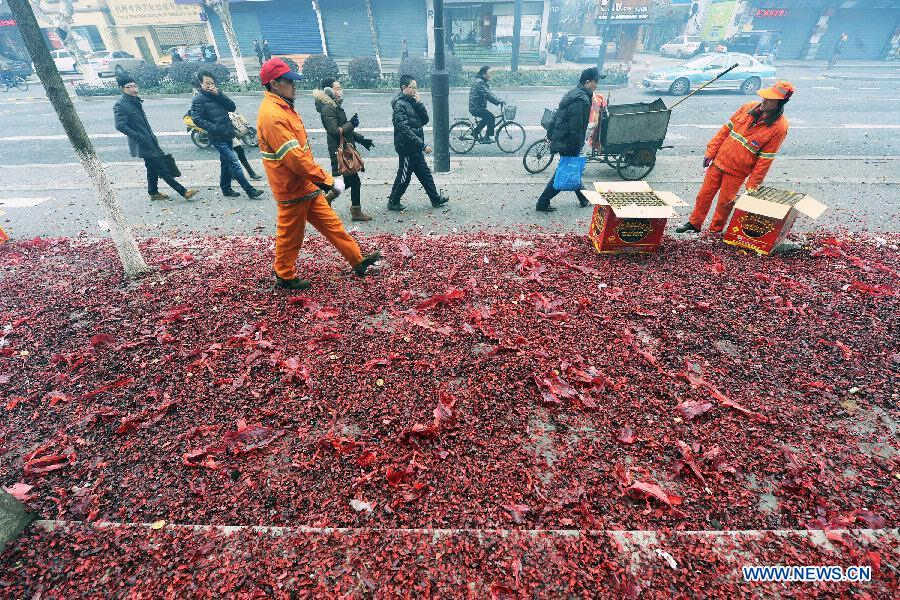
[758,80,795,101]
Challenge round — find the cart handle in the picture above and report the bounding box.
[668,63,739,110]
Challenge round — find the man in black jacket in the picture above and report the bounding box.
[535,67,602,212]
[469,65,503,143]
[190,70,263,199]
[387,75,449,212]
[113,75,197,201]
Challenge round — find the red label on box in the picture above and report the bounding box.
[723,209,792,254]
[588,206,666,254]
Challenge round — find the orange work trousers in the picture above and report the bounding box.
[689,166,747,233]
[273,193,363,280]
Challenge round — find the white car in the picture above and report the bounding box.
[660,35,705,58]
[86,50,144,78]
[50,49,78,73]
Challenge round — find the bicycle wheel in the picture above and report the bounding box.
[449,121,476,154]
[522,139,555,174]
[616,149,656,181]
[495,121,526,153]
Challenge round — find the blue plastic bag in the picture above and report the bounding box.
[553,156,587,191]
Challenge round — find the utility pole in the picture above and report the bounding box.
[7,0,151,279]
[597,0,615,75]
[431,0,450,173]
[511,0,523,72]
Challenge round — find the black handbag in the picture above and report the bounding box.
[161,153,181,178]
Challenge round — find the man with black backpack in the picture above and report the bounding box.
[535,67,602,212]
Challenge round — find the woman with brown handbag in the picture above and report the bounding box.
[313,78,375,221]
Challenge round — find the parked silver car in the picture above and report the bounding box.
[86,50,144,78]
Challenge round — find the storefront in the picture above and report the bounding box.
[106,0,208,63]
[199,0,323,58]
[0,0,28,63]
[748,1,825,59]
[445,0,549,59]
[593,0,652,62]
[814,0,900,60]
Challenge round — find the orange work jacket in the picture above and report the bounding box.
[256,91,333,203]
[706,101,789,189]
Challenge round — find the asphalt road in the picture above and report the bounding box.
[0,64,898,239]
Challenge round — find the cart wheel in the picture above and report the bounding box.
[523,139,555,174]
[495,121,526,153]
[449,121,476,154]
[616,149,656,181]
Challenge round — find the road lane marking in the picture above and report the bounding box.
[0,197,51,207]
[1,122,891,142]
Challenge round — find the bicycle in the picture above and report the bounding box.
[1,73,29,93]
[449,103,526,154]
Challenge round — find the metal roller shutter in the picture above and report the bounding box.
[816,8,900,60]
[207,4,262,56]
[255,0,323,55]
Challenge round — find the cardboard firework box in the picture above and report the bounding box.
[723,186,827,255]
[584,181,686,254]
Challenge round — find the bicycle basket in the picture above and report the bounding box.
[503,104,517,121]
[540,108,556,131]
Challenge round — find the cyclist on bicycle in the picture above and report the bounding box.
[468,66,503,144]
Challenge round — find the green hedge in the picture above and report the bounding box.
[74,64,628,96]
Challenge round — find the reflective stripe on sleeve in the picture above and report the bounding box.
[260,139,307,161]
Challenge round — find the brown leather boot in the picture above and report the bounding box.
[351,205,372,222]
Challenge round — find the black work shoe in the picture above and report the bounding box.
[478,137,494,144]
[675,222,700,234]
[248,173,263,181]
[247,188,265,199]
[431,195,449,208]
[274,276,311,290]
[387,200,406,212]
[222,189,241,198]
[353,251,382,277]
[536,205,557,213]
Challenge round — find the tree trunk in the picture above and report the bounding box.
[9,0,151,279]
[208,1,249,84]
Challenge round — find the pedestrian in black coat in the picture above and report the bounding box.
[314,77,375,221]
[253,39,264,67]
[387,75,449,212]
[113,74,197,201]
[190,70,263,199]
[535,67,602,212]
[263,39,272,61]
[469,66,503,142]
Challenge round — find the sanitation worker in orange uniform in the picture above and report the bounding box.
[257,59,380,290]
[677,80,794,234]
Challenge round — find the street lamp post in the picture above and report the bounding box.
[511,0,523,72]
[597,0,615,74]
[431,0,450,173]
